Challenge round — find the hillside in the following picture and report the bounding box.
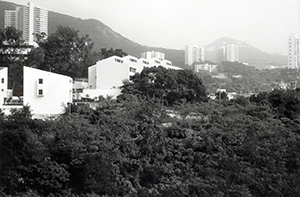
[0,1,287,68]
[205,37,287,69]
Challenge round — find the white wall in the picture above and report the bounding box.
[88,65,97,88]
[23,66,72,116]
[94,56,129,89]
[0,67,8,107]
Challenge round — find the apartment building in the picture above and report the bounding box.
[1,67,72,118]
[86,55,182,99]
[4,2,48,44]
[185,45,205,66]
[288,34,299,69]
[141,51,165,60]
[217,44,239,62]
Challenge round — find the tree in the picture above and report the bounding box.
[0,27,28,96]
[118,67,207,105]
[38,25,94,78]
[100,48,127,59]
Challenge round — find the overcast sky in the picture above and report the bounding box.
[4,0,300,55]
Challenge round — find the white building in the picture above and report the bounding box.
[0,67,72,118]
[216,44,239,62]
[0,67,8,108]
[141,51,165,60]
[87,55,182,99]
[288,34,299,69]
[226,44,239,62]
[5,2,48,44]
[23,67,73,118]
[194,63,218,73]
[185,45,205,66]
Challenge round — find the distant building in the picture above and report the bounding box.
[226,44,239,62]
[216,44,239,62]
[141,51,165,60]
[185,45,205,66]
[4,2,48,44]
[194,63,217,73]
[1,67,72,118]
[288,34,299,69]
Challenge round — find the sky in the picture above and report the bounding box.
[4,0,300,55]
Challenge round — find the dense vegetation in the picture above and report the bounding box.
[1,67,300,196]
[196,61,300,94]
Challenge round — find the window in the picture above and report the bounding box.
[129,67,136,73]
[115,58,123,63]
[1,78,4,83]
[38,78,43,84]
[142,60,149,65]
[129,58,137,63]
[155,60,161,64]
[1,89,3,92]
[38,89,43,96]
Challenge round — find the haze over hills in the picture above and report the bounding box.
[0,1,287,68]
[205,37,287,69]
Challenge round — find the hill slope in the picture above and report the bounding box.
[0,1,286,68]
[205,37,287,68]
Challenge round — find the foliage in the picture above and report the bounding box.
[38,25,94,78]
[118,67,208,105]
[1,88,300,196]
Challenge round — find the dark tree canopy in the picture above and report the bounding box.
[38,25,94,78]
[118,67,208,105]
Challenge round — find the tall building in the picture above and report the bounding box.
[216,44,239,62]
[288,34,299,69]
[185,45,205,66]
[4,2,48,44]
[226,44,239,62]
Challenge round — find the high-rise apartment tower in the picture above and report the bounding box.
[185,45,205,66]
[4,2,48,44]
[288,34,299,69]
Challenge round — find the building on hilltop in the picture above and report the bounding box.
[4,2,48,44]
[185,45,205,66]
[0,67,72,119]
[288,34,299,69]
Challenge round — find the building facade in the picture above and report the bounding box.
[288,34,299,69]
[23,67,72,118]
[0,67,72,118]
[141,51,165,60]
[216,44,239,62]
[0,67,8,107]
[194,63,217,73]
[4,2,48,44]
[185,45,205,66]
[88,55,181,93]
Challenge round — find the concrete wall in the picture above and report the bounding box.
[23,66,72,116]
[0,67,8,107]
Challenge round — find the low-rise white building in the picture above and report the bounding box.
[194,63,218,73]
[88,55,181,89]
[1,66,72,118]
[0,67,8,107]
[23,66,73,118]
